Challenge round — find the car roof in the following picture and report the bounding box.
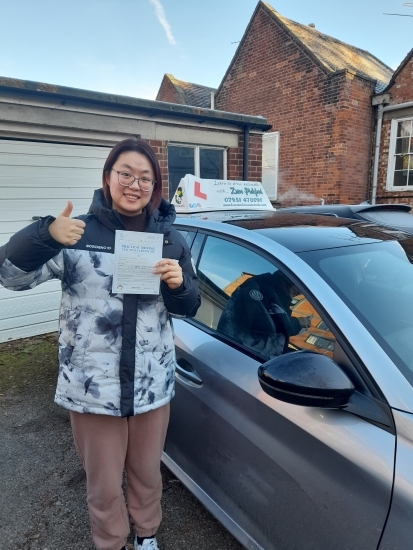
[177,210,413,253]
[227,211,413,252]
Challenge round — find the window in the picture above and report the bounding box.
[194,235,336,361]
[177,229,196,249]
[167,145,226,198]
[262,132,279,200]
[387,117,413,190]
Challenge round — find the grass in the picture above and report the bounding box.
[0,332,59,393]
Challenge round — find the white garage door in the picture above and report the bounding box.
[0,140,112,342]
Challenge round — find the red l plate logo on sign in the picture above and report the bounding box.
[194,181,207,200]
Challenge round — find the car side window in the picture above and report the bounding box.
[177,230,196,248]
[195,235,337,360]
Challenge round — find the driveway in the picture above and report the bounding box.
[0,335,243,550]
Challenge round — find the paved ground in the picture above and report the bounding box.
[0,335,244,550]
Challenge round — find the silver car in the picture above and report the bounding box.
[163,211,413,550]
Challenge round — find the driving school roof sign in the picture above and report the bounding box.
[171,174,274,213]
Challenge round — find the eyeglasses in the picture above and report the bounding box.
[112,169,155,192]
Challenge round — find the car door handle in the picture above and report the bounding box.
[176,357,203,386]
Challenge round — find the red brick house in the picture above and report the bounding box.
[157,1,394,206]
[371,48,413,205]
[156,74,216,109]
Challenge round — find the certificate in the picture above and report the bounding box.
[112,231,163,294]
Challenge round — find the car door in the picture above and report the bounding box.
[165,232,395,550]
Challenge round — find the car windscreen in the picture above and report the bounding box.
[299,240,413,388]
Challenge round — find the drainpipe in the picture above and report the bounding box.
[243,124,250,181]
[371,104,383,205]
[371,99,413,205]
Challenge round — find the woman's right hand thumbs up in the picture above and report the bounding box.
[48,201,86,246]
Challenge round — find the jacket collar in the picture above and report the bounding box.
[89,189,176,235]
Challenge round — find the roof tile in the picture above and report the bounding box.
[167,75,217,108]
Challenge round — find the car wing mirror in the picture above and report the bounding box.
[258,351,355,408]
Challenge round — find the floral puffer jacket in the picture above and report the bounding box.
[0,190,200,417]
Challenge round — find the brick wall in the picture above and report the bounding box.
[389,54,413,103]
[374,53,413,206]
[156,77,184,104]
[227,134,263,181]
[147,139,169,198]
[333,73,375,204]
[215,5,375,206]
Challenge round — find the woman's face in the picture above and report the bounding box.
[106,151,154,216]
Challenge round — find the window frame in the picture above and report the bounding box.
[167,143,227,198]
[386,116,413,191]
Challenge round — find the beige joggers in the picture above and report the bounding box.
[70,404,170,550]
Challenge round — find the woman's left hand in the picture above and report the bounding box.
[154,259,183,290]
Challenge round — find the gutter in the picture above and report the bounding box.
[371,99,413,205]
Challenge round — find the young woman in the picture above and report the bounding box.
[0,138,200,550]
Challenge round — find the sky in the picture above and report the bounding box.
[0,0,412,101]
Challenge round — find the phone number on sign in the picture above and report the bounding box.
[224,197,263,203]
